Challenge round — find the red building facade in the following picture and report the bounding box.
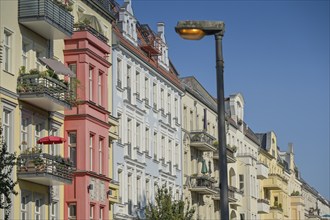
[64,30,111,220]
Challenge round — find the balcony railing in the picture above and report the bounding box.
[258,199,270,214]
[189,130,217,152]
[263,173,288,191]
[187,175,217,195]
[17,73,74,111]
[17,152,73,185]
[257,162,269,179]
[18,0,73,39]
[213,146,236,163]
[74,23,108,43]
[228,186,243,203]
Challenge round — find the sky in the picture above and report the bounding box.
[118,0,330,199]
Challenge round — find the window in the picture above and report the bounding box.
[117,113,122,143]
[89,205,94,220]
[127,119,132,144]
[145,127,149,154]
[99,207,104,220]
[4,30,12,72]
[2,108,12,150]
[89,67,93,101]
[117,170,122,202]
[117,59,122,87]
[137,177,141,201]
[136,71,140,98]
[175,143,179,167]
[161,136,165,160]
[145,77,149,102]
[22,42,28,68]
[153,132,157,159]
[239,175,244,192]
[35,197,41,220]
[174,98,178,118]
[168,140,172,162]
[240,213,245,220]
[153,83,157,108]
[128,174,132,214]
[68,64,77,98]
[99,138,103,174]
[20,115,30,152]
[160,88,164,110]
[68,204,76,220]
[167,93,171,113]
[183,107,187,129]
[126,65,131,88]
[21,194,29,220]
[89,135,94,171]
[190,111,193,130]
[68,132,77,168]
[146,179,150,201]
[136,123,140,149]
[50,202,57,220]
[98,72,102,105]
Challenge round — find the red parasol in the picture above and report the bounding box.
[37,136,66,145]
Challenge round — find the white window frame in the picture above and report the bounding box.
[34,197,41,220]
[99,138,103,174]
[3,29,12,72]
[68,132,77,168]
[89,135,93,171]
[89,67,93,101]
[89,205,94,220]
[68,203,76,220]
[50,201,58,220]
[98,71,102,105]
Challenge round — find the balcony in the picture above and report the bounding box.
[17,73,74,111]
[257,162,269,179]
[17,152,73,185]
[213,146,236,163]
[74,24,108,43]
[263,174,287,191]
[187,175,217,195]
[189,130,217,152]
[258,199,270,214]
[18,0,73,39]
[109,180,120,204]
[228,186,243,203]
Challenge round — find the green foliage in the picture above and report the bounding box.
[291,190,300,196]
[0,130,18,220]
[144,185,195,220]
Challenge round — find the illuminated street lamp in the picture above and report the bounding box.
[175,20,229,220]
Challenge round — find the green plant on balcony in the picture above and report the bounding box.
[213,140,218,148]
[54,0,73,12]
[291,190,301,196]
[74,18,91,29]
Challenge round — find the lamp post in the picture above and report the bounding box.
[175,20,229,220]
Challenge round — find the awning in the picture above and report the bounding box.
[39,58,75,77]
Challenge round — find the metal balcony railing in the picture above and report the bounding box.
[18,0,73,39]
[17,152,73,185]
[74,23,108,43]
[17,73,75,110]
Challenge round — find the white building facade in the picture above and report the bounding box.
[111,0,183,219]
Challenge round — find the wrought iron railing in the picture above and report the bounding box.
[188,175,216,190]
[74,23,108,43]
[190,130,216,146]
[17,73,75,106]
[17,153,73,181]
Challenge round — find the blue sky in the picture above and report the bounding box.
[120,0,330,199]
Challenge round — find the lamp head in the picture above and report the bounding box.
[175,20,225,40]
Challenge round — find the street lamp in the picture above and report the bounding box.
[175,20,229,220]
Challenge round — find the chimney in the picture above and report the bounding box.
[288,142,294,153]
[157,22,165,34]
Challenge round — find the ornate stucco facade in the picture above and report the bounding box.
[111,1,183,219]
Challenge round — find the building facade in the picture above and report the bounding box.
[0,0,75,219]
[111,0,184,219]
